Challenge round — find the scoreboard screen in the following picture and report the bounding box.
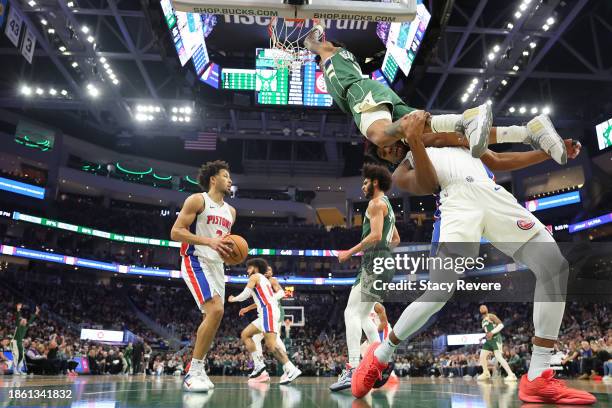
[222,69,257,90]
[200,63,220,89]
[220,48,334,107]
[379,2,431,80]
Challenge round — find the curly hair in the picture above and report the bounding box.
[246,258,269,275]
[362,163,392,192]
[198,160,230,191]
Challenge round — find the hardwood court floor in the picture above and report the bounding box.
[0,374,610,407]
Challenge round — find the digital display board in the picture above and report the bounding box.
[569,213,612,233]
[381,51,399,83]
[524,191,581,212]
[175,11,206,67]
[160,0,209,70]
[380,3,431,78]
[222,68,256,90]
[595,118,612,150]
[371,69,389,87]
[303,62,333,107]
[0,177,45,199]
[200,62,220,89]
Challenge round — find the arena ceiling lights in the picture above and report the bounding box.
[460,0,557,108]
[131,100,195,124]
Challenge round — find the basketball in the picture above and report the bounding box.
[222,235,249,265]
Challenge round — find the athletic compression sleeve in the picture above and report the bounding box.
[273,290,285,300]
[490,323,504,335]
[232,287,253,302]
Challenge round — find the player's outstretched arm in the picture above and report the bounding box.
[481,139,581,171]
[228,274,259,303]
[239,303,257,316]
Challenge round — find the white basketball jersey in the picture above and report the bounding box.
[252,274,276,314]
[180,192,234,262]
[404,147,495,191]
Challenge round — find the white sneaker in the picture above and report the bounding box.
[279,366,302,385]
[200,370,214,389]
[525,114,567,164]
[448,372,454,378]
[504,374,517,382]
[602,375,612,382]
[248,370,270,383]
[461,103,492,158]
[183,372,209,392]
[477,372,491,381]
[249,364,267,379]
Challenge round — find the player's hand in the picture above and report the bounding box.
[35,306,40,315]
[16,303,22,312]
[565,139,581,159]
[401,111,429,144]
[239,307,248,316]
[228,295,236,303]
[337,251,351,263]
[486,332,493,340]
[208,237,233,258]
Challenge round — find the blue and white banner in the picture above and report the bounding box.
[524,191,581,212]
[0,176,45,199]
[569,213,612,233]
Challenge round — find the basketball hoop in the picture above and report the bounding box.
[267,17,324,69]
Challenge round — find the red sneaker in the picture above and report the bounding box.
[351,342,388,398]
[519,369,596,405]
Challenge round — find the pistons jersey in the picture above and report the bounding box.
[180,192,234,262]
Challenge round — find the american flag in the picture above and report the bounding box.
[184,132,217,151]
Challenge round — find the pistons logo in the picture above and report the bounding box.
[517,219,535,230]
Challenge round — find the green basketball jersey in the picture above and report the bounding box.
[362,195,395,250]
[322,48,364,113]
[482,314,502,341]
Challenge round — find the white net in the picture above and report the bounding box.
[268,17,323,69]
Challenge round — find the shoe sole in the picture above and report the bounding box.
[249,366,267,379]
[519,391,596,404]
[470,104,492,158]
[329,381,352,392]
[540,115,567,165]
[183,385,209,393]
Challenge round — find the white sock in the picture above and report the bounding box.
[251,351,264,367]
[283,361,296,372]
[527,345,553,381]
[374,338,398,364]
[430,114,462,133]
[496,126,528,143]
[190,358,204,374]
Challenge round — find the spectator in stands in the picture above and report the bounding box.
[1,337,11,374]
[508,348,524,375]
[578,340,595,380]
[25,340,47,375]
[11,303,39,375]
[562,340,580,377]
